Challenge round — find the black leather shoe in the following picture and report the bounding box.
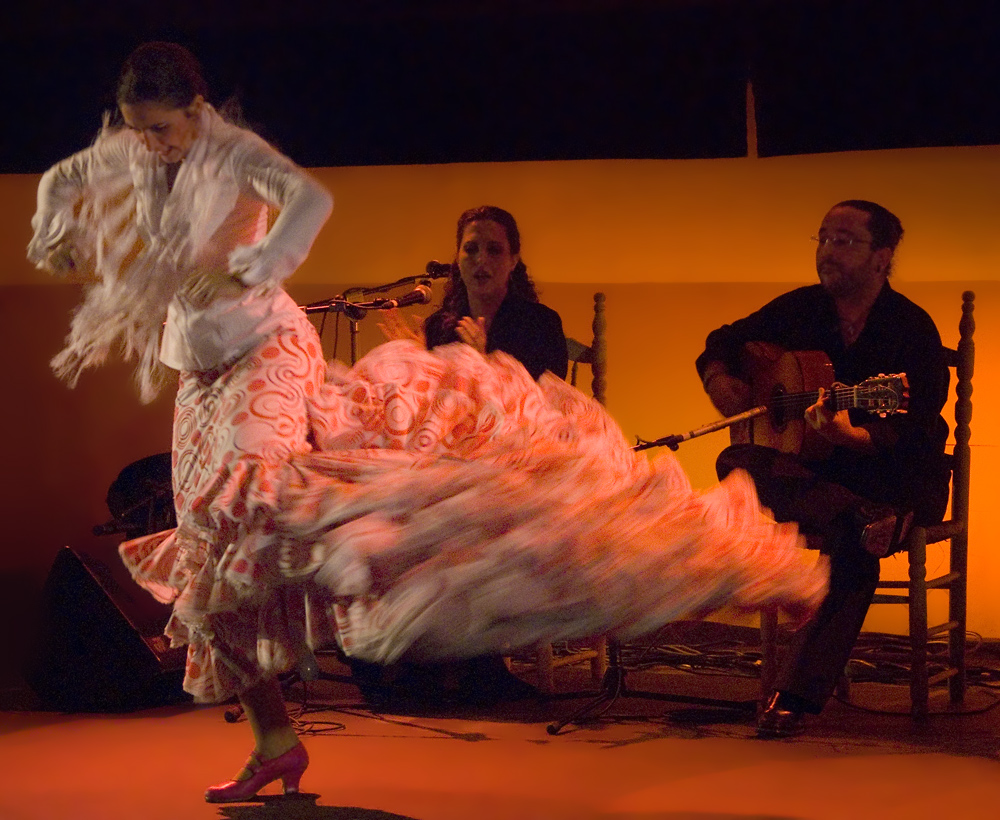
[858,506,914,558]
[756,692,807,738]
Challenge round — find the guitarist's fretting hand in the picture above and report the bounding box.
[805,386,875,454]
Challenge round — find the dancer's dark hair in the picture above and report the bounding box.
[117,42,208,109]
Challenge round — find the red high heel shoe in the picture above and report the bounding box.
[204,742,309,803]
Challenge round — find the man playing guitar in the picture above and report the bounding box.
[696,200,950,738]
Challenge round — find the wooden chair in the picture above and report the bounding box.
[760,290,976,717]
[566,292,608,405]
[530,292,609,694]
[855,289,975,717]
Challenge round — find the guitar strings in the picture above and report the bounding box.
[765,386,900,413]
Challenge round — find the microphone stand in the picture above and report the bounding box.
[302,276,435,365]
[633,406,768,451]
[301,292,367,364]
[547,408,773,735]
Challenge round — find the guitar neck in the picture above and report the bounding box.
[768,385,873,415]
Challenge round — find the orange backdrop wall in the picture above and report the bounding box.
[1,145,996,645]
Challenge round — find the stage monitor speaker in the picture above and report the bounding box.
[25,542,189,712]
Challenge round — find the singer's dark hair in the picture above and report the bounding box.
[117,42,208,109]
[438,206,539,320]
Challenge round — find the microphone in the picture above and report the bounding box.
[384,282,433,309]
[425,260,454,278]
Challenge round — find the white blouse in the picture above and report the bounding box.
[28,104,333,400]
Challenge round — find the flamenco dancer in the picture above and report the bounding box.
[29,41,332,801]
[31,42,826,804]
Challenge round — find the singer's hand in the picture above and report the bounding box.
[378,308,425,344]
[456,316,488,353]
[178,268,247,308]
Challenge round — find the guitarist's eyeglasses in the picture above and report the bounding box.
[811,235,872,250]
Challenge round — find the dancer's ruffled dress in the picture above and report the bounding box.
[31,104,826,705]
[120,323,827,704]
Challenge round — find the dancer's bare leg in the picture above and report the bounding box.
[237,676,300,770]
[205,675,307,802]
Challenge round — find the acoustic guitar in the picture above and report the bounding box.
[634,343,908,456]
[731,342,908,460]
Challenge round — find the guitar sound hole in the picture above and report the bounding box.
[769,387,787,430]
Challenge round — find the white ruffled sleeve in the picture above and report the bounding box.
[27,129,133,274]
[226,137,333,287]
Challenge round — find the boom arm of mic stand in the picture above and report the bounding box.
[302,297,348,315]
[633,406,768,451]
[303,287,433,316]
[340,274,437,298]
[301,298,369,322]
[302,279,434,366]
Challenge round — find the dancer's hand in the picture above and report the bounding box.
[456,316,487,353]
[179,268,247,308]
[44,242,78,275]
[378,308,425,344]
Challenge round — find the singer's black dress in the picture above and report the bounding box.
[424,293,568,380]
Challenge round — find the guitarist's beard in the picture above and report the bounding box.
[817,261,866,300]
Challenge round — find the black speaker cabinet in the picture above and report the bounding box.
[26,543,189,712]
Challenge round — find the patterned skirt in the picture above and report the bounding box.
[121,318,826,703]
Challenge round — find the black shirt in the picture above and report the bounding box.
[424,294,569,381]
[696,282,950,519]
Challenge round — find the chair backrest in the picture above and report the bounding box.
[944,290,976,532]
[863,290,976,717]
[567,292,607,405]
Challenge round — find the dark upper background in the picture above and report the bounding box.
[3,0,998,173]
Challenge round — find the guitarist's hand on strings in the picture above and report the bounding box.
[805,386,875,454]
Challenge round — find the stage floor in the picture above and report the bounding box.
[3,649,1000,820]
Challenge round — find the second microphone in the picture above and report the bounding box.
[382,282,433,309]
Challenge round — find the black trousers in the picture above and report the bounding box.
[717,444,882,713]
